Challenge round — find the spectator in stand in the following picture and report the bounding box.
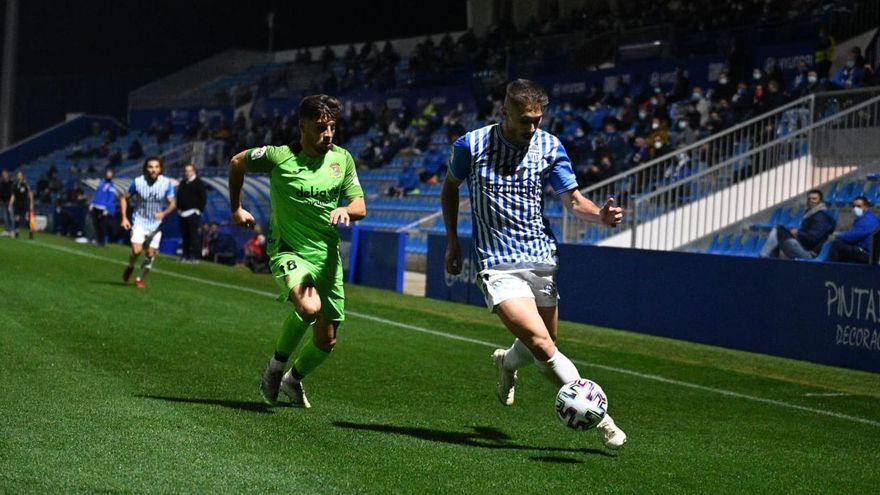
[243,225,269,273]
[387,160,420,197]
[176,164,207,263]
[128,138,144,160]
[814,26,835,79]
[822,196,880,264]
[712,71,736,103]
[88,167,118,246]
[760,189,836,260]
[832,52,866,89]
[0,170,13,236]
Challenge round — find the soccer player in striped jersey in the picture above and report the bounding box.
[441,79,627,449]
[229,95,365,408]
[120,157,176,289]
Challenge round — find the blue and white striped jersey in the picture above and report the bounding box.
[449,124,578,271]
[127,175,175,232]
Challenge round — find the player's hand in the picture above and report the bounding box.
[330,207,351,227]
[121,218,131,230]
[232,207,256,229]
[154,211,165,220]
[445,238,462,275]
[599,198,624,227]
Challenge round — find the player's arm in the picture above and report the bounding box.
[441,138,471,275]
[331,151,367,226]
[560,190,623,227]
[229,146,276,228]
[550,141,622,227]
[120,184,134,229]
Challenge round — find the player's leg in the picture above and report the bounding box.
[123,229,144,283]
[260,253,320,405]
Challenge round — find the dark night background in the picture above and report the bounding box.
[4,0,468,141]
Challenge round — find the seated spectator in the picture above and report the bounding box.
[387,161,420,197]
[243,226,269,273]
[832,54,866,89]
[760,189,836,259]
[822,196,880,264]
[128,139,144,160]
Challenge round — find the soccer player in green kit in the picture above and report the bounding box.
[228,95,366,407]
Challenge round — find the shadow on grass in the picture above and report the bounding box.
[333,422,613,457]
[137,394,274,414]
[530,455,584,464]
[90,280,130,287]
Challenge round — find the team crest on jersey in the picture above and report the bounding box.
[329,163,342,178]
[251,146,267,159]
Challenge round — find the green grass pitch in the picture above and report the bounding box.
[1,234,879,493]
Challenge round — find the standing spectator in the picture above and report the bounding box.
[176,163,208,263]
[9,171,34,239]
[823,196,880,264]
[0,170,12,236]
[89,167,118,246]
[243,225,269,273]
[760,189,836,259]
[814,26,835,80]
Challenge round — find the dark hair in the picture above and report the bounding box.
[504,79,549,109]
[854,195,871,206]
[299,94,343,122]
[807,189,823,200]
[142,156,163,175]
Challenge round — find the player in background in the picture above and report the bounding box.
[228,95,365,408]
[441,79,627,449]
[120,157,176,289]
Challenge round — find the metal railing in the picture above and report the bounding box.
[625,93,880,251]
[562,88,880,245]
[562,93,817,244]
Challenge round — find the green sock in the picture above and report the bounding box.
[291,338,332,379]
[275,311,311,359]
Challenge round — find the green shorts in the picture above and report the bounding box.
[269,251,345,322]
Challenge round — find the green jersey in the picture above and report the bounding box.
[244,143,363,261]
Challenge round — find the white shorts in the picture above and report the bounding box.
[477,267,559,310]
[131,225,162,249]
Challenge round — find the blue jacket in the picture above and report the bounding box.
[837,210,880,251]
[90,179,118,215]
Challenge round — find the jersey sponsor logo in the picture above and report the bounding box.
[251,146,267,160]
[329,163,342,178]
[295,184,342,202]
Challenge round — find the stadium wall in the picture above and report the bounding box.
[348,228,407,293]
[425,235,880,373]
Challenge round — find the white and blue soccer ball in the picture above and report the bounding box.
[555,379,607,430]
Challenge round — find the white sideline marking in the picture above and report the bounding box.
[24,239,880,428]
[804,392,850,397]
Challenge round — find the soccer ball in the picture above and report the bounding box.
[555,379,607,430]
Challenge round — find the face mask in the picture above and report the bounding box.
[638,111,647,119]
[854,206,864,217]
[846,60,855,68]
[652,122,659,130]
[678,121,687,129]
[650,97,658,105]
[719,77,728,85]
[808,76,817,83]
[654,141,662,149]
[753,72,761,80]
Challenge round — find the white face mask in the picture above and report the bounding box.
[678,121,687,129]
[654,141,662,149]
[808,76,817,83]
[854,206,865,217]
[651,122,659,130]
[638,111,647,119]
[846,60,855,68]
[753,72,761,80]
[719,77,728,85]
[692,92,702,100]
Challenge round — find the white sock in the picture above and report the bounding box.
[534,349,580,387]
[282,369,300,383]
[502,339,533,371]
[268,357,286,372]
